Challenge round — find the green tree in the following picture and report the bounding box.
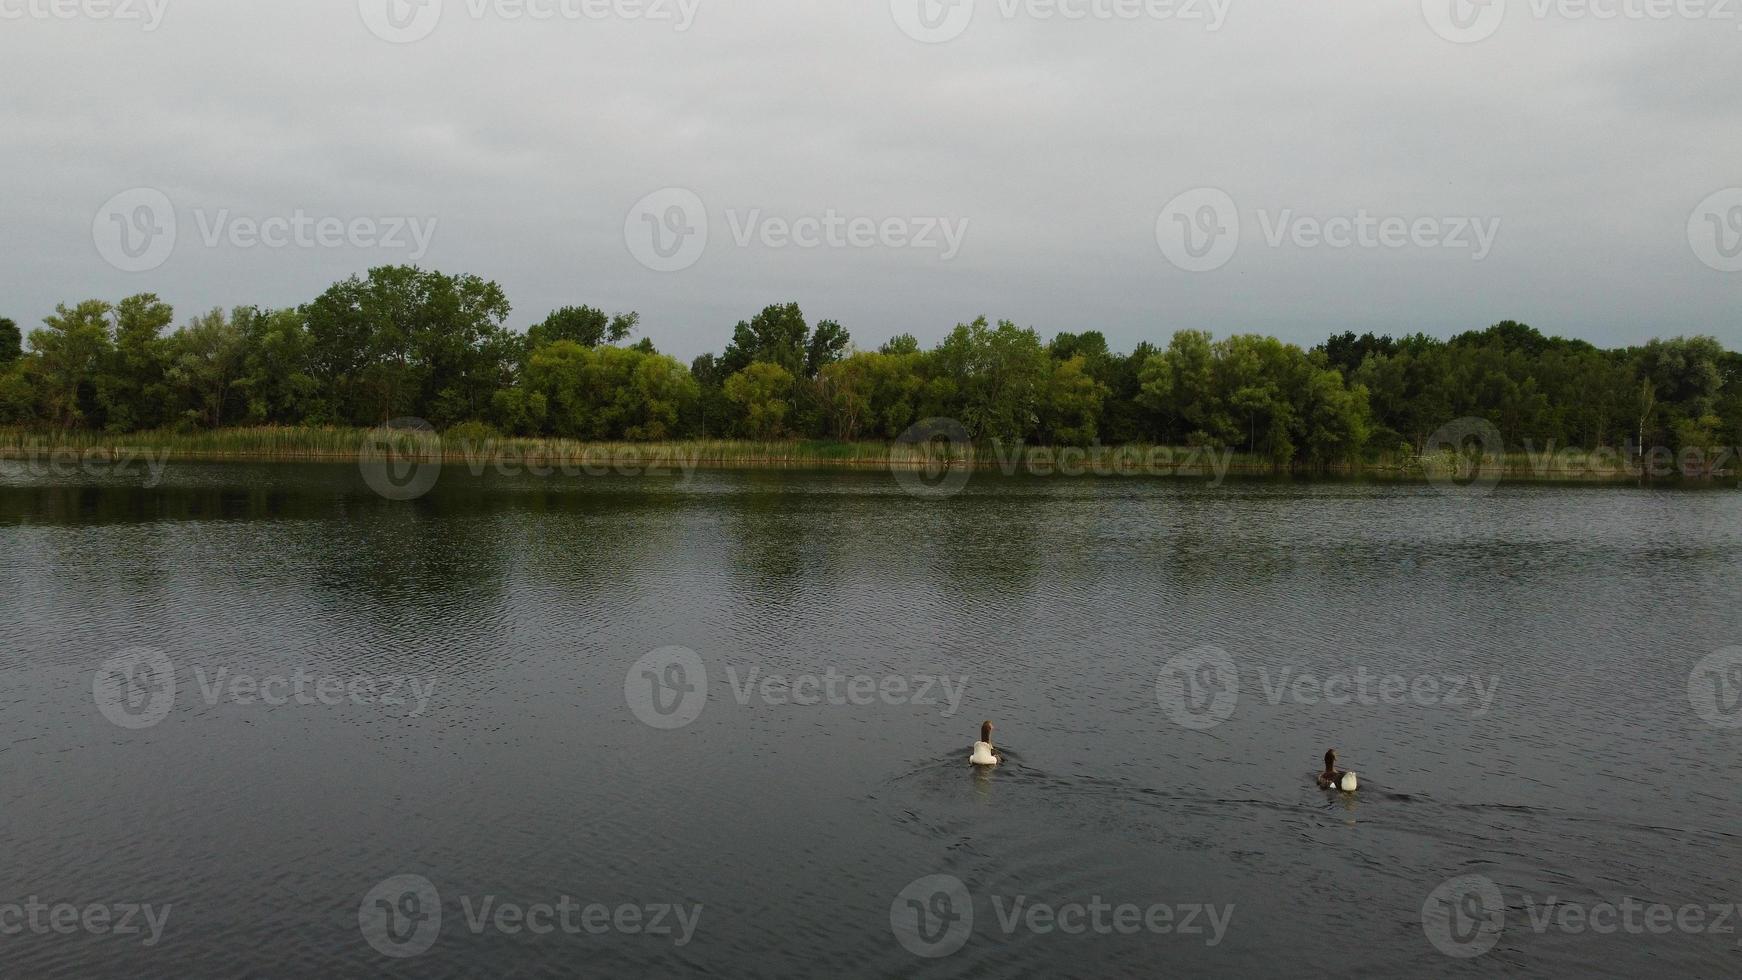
[1138,330,1218,445]
[1218,335,1295,459]
[166,309,247,428]
[880,333,920,356]
[931,317,1050,443]
[721,303,809,378]
[29,301,114,429]
[804,320,850,377]
[101,293,175,431]
[1038,356,1107,446]
[494,341,696,439]
[1298,364,1371,465]
[816,350,927,440]
[0,360,34,424]
[527,306,638,349]
[720,303,850,380]
[233,307,319,425]
[302,266,513,425]
[723,362,796,438]
[0,317,21,365]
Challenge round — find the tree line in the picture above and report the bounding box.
[2,265,1737,464]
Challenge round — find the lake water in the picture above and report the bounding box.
[2,461,1739,977]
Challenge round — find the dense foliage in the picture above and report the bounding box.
[3,266,1737,465]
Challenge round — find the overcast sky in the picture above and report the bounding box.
[3,0,1739,359]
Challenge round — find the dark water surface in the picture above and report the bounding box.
[2,463,1739,977]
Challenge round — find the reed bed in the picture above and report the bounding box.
[0,426,1705,483]
[0,427,1275,474]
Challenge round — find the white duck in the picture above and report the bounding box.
[969,721,1002,766]
[1317,748,1358,792]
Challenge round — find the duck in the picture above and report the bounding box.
[969,720,1002,766]
[1317,748,1358,792]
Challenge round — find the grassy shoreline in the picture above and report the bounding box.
[0,426,1730,484]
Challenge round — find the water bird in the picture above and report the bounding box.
[969,720,1002,766]
[1317,748,1358,792]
